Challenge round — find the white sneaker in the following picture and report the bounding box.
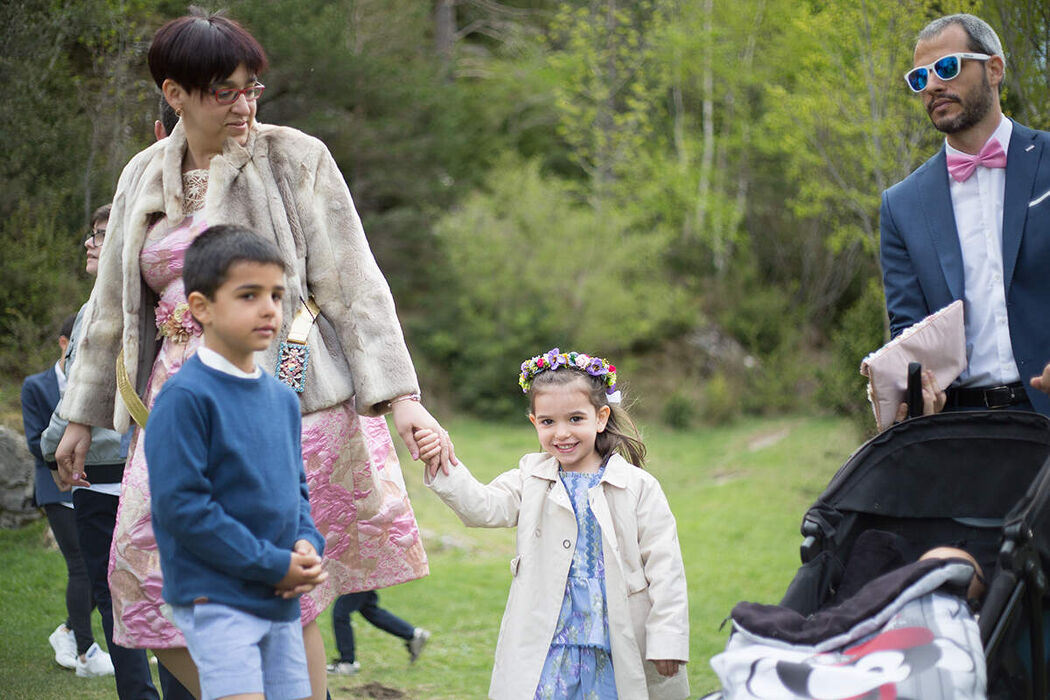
[48,624,76,669]
[75,643,115,678]
[326,660,360,675]
[407,627,430,663]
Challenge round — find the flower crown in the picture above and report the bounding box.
[519,347,620,402]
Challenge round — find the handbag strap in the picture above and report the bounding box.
[286,296,320,345]
[116,348,150,428]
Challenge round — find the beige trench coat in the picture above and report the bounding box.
[428,452,690,700]
[60,121,418,430]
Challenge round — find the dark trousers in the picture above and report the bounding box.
[74,489,194,700]
[332,591,414,663]
[43,503,94,656]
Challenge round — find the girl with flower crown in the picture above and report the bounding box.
[415,348,690,700]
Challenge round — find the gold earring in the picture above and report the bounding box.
[175,107,183,118]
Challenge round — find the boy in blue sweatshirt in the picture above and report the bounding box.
[145,225,326,700]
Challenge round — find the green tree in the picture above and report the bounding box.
[0,0,161,377]
[983,0,1050,130]
[759,0,977,333]
[419,155,693,416]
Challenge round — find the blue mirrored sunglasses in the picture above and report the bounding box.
[904,52,990,92]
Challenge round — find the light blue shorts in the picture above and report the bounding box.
[171,603,312,700]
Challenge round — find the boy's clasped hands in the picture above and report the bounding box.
[275,539,327,600]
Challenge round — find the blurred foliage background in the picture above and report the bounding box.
[1,0,1048,433]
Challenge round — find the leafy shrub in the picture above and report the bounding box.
[817,279,887,436]
[417,156,695,417]
[662,391,697,430]
[0,203,90,379]
[720,285,801,356]
[701,372,740,425]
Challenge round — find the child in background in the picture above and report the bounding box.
[145,225,326,700]
[326,590,430,675]
[416,348,689,700]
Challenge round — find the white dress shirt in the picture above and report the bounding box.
[55,360,67,392]
[197,345,262,378]
[947,116,1019,387]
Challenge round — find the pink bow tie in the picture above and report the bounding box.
[946,139,1007,182]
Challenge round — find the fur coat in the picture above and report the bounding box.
[61,121,418,430]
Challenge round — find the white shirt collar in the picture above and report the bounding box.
[197,346,262,379]
[55,361,67,393]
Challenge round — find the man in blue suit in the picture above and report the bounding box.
[880,13,1050,416]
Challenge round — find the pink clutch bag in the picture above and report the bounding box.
[859,300,966,432]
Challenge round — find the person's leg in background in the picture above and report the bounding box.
[357,591,429,662]
[73,489,169,698]
[327,593,365,675]
[43,503,95,663]
[357,591,414,641]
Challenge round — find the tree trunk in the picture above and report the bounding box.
[434,0,455,67]
[694,0,714,241]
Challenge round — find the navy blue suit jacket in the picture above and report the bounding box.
[21,365,72,506]
[880,120,1050,416]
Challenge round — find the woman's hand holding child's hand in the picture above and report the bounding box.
[414,428,449,477]
[275,540,328,599]
[391,399,457,475]
[652,659,684,677]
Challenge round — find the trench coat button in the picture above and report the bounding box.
[534,529,541,537]
[563,539,572,549]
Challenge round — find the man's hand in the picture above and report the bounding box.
[893,369,946,424]
[1030,363,1050,395]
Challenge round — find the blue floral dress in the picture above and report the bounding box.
[534,465,618,699]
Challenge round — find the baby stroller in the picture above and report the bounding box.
[707,409,1050,699]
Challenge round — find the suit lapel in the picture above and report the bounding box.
[1003,121,1041,288]
[919,149,965,300]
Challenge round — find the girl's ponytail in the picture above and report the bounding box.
[596,402,646,469]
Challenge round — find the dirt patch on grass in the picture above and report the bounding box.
[710,468,744,485]
[348,683,405,699]
[747,427,791,452]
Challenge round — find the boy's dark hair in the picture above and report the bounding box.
[158,94,179,136]
[60,314,77,340]
[528,369,648,468]
[148,7,268,93]
[183,225,285,298]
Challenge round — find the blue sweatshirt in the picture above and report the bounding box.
[145,354,324,621]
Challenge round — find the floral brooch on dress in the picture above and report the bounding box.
[155,300,202,343]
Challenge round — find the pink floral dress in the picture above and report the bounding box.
[108,170,428,649]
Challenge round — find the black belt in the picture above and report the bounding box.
[946,382,1028,409]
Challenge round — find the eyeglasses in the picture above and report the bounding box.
[904,52,990,92]
[208,83,265,105]
[84,227,106,246]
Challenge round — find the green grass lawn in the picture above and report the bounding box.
[0,413,860,699]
